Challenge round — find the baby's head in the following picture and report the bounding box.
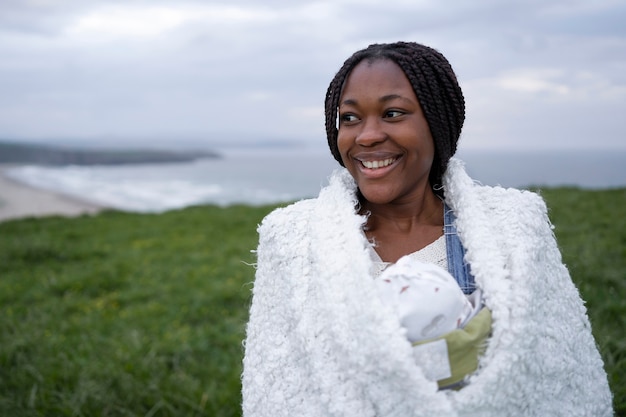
[377,256,472,342]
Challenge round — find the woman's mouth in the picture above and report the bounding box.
[360,157,397,170]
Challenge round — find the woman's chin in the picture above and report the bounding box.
[358,188,397,206]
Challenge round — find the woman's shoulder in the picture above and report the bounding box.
[475,182,546,212]
[259,168,356,233]
[257,198,318,240]
[446,158,547,216]
[261,198,317,223]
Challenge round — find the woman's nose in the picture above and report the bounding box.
[355,117,386,146]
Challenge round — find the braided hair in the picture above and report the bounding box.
[324,41,465,190]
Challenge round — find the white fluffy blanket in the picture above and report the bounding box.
[242,158,613,417]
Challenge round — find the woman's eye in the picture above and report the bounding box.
[340,113,359,123]
[384,110,404,118]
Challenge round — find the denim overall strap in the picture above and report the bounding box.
[444,203,476,294]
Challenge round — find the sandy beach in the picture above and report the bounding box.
[0,166,105,222]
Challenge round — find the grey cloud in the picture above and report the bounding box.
[0,0,624,149]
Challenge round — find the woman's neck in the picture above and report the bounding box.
[361,189,443,231]
[361,190,444,263]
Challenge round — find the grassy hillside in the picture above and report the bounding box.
[0,187,624,416]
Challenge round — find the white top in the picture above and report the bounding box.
[368,233,448,277]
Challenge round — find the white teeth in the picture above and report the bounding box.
[362,158,395,169]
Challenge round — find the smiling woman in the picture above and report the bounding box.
[337,59,441,260]
[241,41,614,417]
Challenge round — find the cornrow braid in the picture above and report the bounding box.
[324,41,465,190]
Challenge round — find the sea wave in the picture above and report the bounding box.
[4,148,624,213]
[3,149,338,211]
[4,165,224,212]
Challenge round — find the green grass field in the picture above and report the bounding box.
[1,187,624,416]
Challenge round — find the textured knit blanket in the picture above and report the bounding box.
[242,158,613,417]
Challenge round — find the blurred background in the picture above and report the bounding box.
[1,4,624,415]
[1,0,625,211]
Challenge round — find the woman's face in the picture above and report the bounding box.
[337,59,435,206]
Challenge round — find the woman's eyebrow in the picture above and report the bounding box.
[340,94,412,107]
[379,94,412,104]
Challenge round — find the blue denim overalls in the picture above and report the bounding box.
[444,203,476,294]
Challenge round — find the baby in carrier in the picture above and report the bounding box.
[375,256,492,389]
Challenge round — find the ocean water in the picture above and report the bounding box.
[4,148,625,213]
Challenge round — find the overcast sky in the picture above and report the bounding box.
[0,0,624,151]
